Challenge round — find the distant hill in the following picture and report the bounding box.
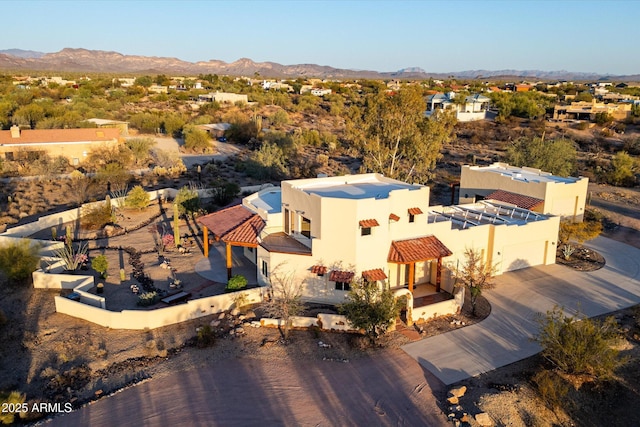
[0,47,637,81]
[0,49,46,59]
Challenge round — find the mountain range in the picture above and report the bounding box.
[1,48,638,81]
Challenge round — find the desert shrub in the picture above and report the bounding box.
[532,369,570,411]
[183,126,212,153]
[607,151,638,186]
[270,109,290,126]
[226,274,247,291]
[137,291,159,307]
[125,185,150,210]
[196,325,215,348]
[81,201,115,230]
[558,218,602,245]
[209,180,240,206]
[0,391,26,425]
[91,254,109,278]
[534,306,627,380]
[0,239,40,285]
[174,186,200,217]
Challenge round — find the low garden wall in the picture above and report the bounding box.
[54,287,266,330]
[412,299,461,324]
[259,313,359,333]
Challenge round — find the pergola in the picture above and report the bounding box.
[197,205,265,280]
[388,236,452,293]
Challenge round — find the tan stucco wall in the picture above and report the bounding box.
[459,164,588,220]
[0,140,120,164]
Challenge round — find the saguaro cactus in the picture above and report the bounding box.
[173,203,180,247]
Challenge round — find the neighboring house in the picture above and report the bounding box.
[310,88,332,97]
[425,92,490,122]
[196,123,231,138]
[197,173,559,306]
[85,118,129,136]
[459,163,589,221]
[148,84,168,94]
[0,126,121,165]
[198,92,248,104]
[553,100,632,121]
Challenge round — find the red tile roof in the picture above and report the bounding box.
[0,128,120,145]
[329,270,355,283]
[389,213,400,222]
[311,265,327,275]
[197,204,264,246]
[408,207,423,215]
[359,219,380,228]
[388,236,452,263]
[486,190,544,211]
[362,268,387,282]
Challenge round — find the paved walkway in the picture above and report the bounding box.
[194,243,257,284]
[402,237,640,385]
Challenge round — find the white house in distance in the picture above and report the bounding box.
[198,173,560,314]
[425,92,490,122]
[459,163,589,221]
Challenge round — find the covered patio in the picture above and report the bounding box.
[197,204,265,282]
[388,235,453,293]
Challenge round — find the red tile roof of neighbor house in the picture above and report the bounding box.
[197,204,264,245]
[311,265,327,275]
[362,268,387,282]
[359,219,380,228]
[407,207,423,215]
[486,190,544,211]
[389,213,400,222]
[388,236,452,264]
[0,128,121,144]
[329,270,355,282]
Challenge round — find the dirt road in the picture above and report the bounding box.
[48,349,449,426]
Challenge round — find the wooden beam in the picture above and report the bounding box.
[436,257,442,292]
[408,262,415,293]
[203,226,208,257]
[226,242,232,280]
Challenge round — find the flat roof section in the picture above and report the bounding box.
[469,163,579,184]
[288,173,424,200]
[248,189,282,214]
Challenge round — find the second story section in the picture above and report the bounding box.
[278,173,431,266]
[459,162,589,221]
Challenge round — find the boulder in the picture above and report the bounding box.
[230,308,240,317]
[446,396,459,405]
[475,412,493,427]
[210,320,221,327]
[448,385,467,398]
[218,312,226,320]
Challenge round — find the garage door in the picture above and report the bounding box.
[501,240,547,272]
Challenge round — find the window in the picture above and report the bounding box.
[361,227,371,236]
[284,208,290,234]
[261,260,268,277]
[301,216,311,239]
[409,214,415,223]
[335,282,350,291]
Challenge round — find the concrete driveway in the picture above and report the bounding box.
[143,136,242,168]
[402,237,640,385]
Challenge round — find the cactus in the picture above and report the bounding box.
[51,227,57,241]
[173,203,180,247]
[66,225,72,248]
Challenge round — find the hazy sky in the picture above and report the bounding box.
[2,0,638,75]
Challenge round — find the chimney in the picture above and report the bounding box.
[10,125,20,138]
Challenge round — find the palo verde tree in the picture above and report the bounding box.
[453,248,498,316]
[345,85,456,183]
[0,239,40,286]
[506,136,577,177]
[262,264,304,342]
[340,278,401,345]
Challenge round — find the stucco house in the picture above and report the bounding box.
[459,163,589,221]
[197,173,560,311]
[553,99,632,122]
[425,92,490,122]
[0,126,121,165]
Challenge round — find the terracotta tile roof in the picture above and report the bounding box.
[222,214,265,245]
[311,265,327,275]
[0,128,120,145]
[388,236,452,263]
[329,270,354,283]
[389,213,400,222]
[408,207,423,215]
[362,268,387,282]
[359,219,380,228]
[197,204,264,245]
[486,190,544,211]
